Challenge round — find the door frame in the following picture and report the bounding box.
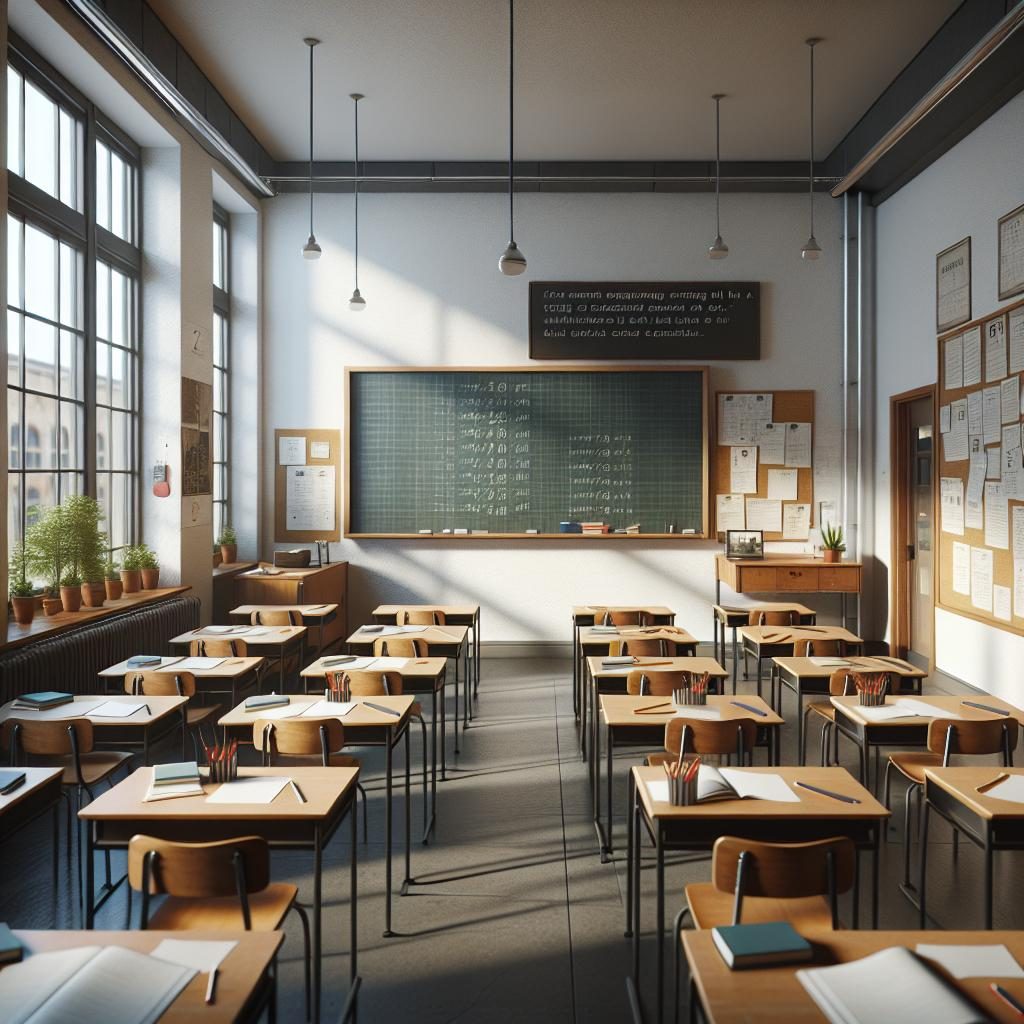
[889,384,936,667]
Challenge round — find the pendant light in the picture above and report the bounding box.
[498,0,526,275]
[707,94,728,260]
[801,38,822,261]
[348,93,366,311]
[301,38,322,260]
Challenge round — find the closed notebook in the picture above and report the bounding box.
[712,922,813,969]
[12,691,73,709]
[152,761,200,786]
[0,770,27,795]
[126,656,162,668]
[0,923,23,964]
[244,693,290,711]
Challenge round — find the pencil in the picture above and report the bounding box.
[205,967,218,1004]
[290,780,307,803]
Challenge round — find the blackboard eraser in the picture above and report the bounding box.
[680,528,696,535]
[525,528,539,534]
[418,529,433,534]
[473,529,489,534]
[441,528,452,534]
[454,528,469,535]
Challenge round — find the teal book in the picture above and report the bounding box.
[12,691,73,709]
[152,761,200,786]
[712,921,813,969]
[127,655,163,668]
[0,923,23,964]
[245,693,290,711]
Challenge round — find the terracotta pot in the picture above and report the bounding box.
[212,551,223,568]
[105,578,123,601]
[220,544,237,565]
[11,596,36,625]
[81,582,106,608]
[141,567,160,590]
[42,597,63,616]
[823,548,842,564]
[120,569,141,593]
[60,585,83,612]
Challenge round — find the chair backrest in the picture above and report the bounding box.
[664,717,757,758]
[928,717,1018,761]
[251,609,300,627]
[860,640,891,657]
[619,638,662,658]
[711,836,856,927]
[124,670,197,698]
[626,669,691,696]
[793,638,844,658]
[339,669,405,697]
[190,638,250,658]
[372,637,429,659]
[397,608,445,626]
[827,668,857,697]
[254,717,344,763]
[749,609,799,627]
[3,717,94,758]
[603,609,648,626]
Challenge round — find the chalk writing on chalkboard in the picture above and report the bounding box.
[529,281,760,360]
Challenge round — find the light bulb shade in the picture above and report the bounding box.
[302,235,322,260]
[801,234,823,261]
[707,235,729,260]
[499,241,527,276]
[349,288,366,311]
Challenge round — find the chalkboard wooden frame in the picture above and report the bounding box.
[343,365,710,539]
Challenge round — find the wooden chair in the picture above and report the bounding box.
[885,716,1018,887]
[674,836,855,1018]
[189,637,266,694]
[372,637,429,660]
[124,670,220,762]
[648,717,758,768]
[396,608,445,626]
[128,834,312,1019]
[625,669,694,697]
[747,609,799,627]
[602,609,651,627]
[251,609,301,627]
[254,718,368,842]
[792,638,845,657]
[620,638,689,658]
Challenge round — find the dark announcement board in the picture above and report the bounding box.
[529,281,760,359]
[345,366,708,538]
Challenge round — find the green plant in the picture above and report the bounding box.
[61,568,82,588]
[25,505,66,595]
[122,542,158,571]
[103,558,120,581]
[62,494,107,583]
[9,543,35,598]
[217,525,237,546]
[820,522,846,552]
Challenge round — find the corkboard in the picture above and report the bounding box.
[713,390,815,541]
[936,296,1024,636]
[274,428,341,543]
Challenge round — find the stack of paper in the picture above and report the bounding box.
[301,699,354,718]
[86,701,148,719]
[206,776,291,804]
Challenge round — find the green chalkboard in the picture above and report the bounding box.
[345,367,709,537]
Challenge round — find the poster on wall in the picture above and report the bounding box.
[998,203,1024,301]
[936,236,972,333]
[181,377,213,496]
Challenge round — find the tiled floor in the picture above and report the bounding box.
[2,656,1018,1022]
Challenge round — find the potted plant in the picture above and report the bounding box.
[120,544,143,593]
[104,558,123,601]
[59,495,107,609]
[25,505,66,614]
[217,525,238,565]
[212,543,222,569]
[821,522,846,563]
[137,543,161,590]
[9,544,36,625]
[59,568,83,612]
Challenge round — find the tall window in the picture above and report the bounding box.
[7,40,141,570]
[212,208,229,541]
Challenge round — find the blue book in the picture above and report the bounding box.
[712,921,813,969]
[244,693,290,711]
[0,923,22,964]
[127,655,163,668]
[12,691,73,710]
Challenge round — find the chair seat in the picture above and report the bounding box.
[684,882,836,931]
[53,750,132,787]
[888,751,941,784]
[185,705,221,727]
[805,701,836,723]
[326,754,361,769]
[147,881,298,931]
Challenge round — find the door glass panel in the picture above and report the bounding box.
[910,402,933,661]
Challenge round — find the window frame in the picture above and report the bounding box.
[212,204,230,541]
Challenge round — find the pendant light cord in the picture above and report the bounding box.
[308,41,315,237]
[714,96,721,236]
[354,97,360,289]
[508,0,515,245]
[808,41,815,237]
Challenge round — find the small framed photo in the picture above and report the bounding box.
[726,529,764,560]
[936,236,971,333]
[998,203,1024,301]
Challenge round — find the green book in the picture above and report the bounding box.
[0,923,23,964]
[12,691,73,709]
[152,761,200,786]
[712,921,813,969]
[244,693,290,711]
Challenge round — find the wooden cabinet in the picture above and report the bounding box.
[715,555,861,597]
[818,566,861,592]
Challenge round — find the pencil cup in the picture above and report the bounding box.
[858,678,889,707]
[209,750,238,784]
[673,685,707,707]
[325,672,350,702]
[669,773,699,806]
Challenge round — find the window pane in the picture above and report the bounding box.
[213,410,224,464]
[8,214,22,308]
[60,401,83,469]
[24,472,58,518]
[213,312,225,366]
[110,346,129,409]
[7,67,21,177]
[24,80,57,199]
[8,389,21,470]
[25,395,58,468]
[60,330,84,400]
[111,267,127,345]
[96,263,110,340]
[8,310,22,388]
[59,109,76,209]
[111,151,126,239]
[95,340,110,407]
[110,409,130,470]
[59,242,82,328]
[8,476,22,557]
[24,224,57,321]
[110,473,128,550]
[96,141,110,231]
[213,367,225,414]
[58,471,83,503]
[95,407,110,470]
[24,318,58,395]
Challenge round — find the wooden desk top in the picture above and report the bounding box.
[683,929,1024,1024]
[713,601,816,619]
[169,625,306,646]
[239,562,339,581]
[301,655,447,680]
[0,766,61,815]
[219,694,414,731]
[587,656,727,678]
[99,656,263,679]
[831,693,1024,727]
[633,765,888,822]
[773,655,925,679]
[715,554,864,569]
[212,560,258,577]
[579,625,697,645]
[373,603,480,616]
[229,603,337,619]
[600,694,782,728]
[739,625,862,645]
[925,766,1024,819]
[0,694,186,726]
[347,624,468,645]
[572,604,675,618]
[79,765,359,822]
[10,929,283,1024]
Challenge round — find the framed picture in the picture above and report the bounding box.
[936,237,971,333]
[998,203,1024,301]
[726,529,764,560]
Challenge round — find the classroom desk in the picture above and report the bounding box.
[98,656,264,708]
[230,603,338,659]
[711,602,816,689]
[682,929,1024,1024]
[79,765,359,1024]
[626,764,888,1024]
[373,603,482,699]
[302,655,447,837]
[219,695,414,938]
[919,767,1024,930]
[169,625,307,694]
[8,929,285,1024]
[0,694,187,765]
[347,624,472,737]
[594,692,781,862]
[0,767,62,908]
[739,625,862,696]
[773,655,925,766]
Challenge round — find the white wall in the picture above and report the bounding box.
[263,190,845,642]
[874,91,1024,697]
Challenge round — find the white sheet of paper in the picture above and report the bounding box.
[87,701,149,719]
[672,707,722,720]
[757,422,786,464]
[1013,507,1024,561]
[940,404,951,433]
[1002,376,1019,423]
[15,700,103,720]
[1010,309,1024,376]
[994,585,1012,622]
[818,500,836,532]
[716,494,745,531]
[916,944,1024,980]
[720,768,800,803]
[278,436,306,465]
[971,546,994,612]
[944,334,963,390]
[784,422,812,468]
[782,502,811,540]
[985,775,1024,804]
[965,450,986,530]
[150,939,238,974]
[966,391,983,436]
[310,440,331,460]
[286,464,336,532]
[852,703,923,722]
[987,446,1002,480]
[940,477,964,536]
[944,398,969,461]
[646,779,671,803]
[1016,561,1024,618]
[962,326,982,386]
[767,469,798,500]
[206,776,291,804]
[718,393,773,445]
[160,657,226,672]
[985,481,1009,549]
[247,703,307,720]
[1004,444,1023,499]
[893,698,960,719]
[983,386,1002,444]
[746,498,782,533]
[301,700,355,718]
[730,446,758,494]
[953,541,971,595]
[201,625,245,634]
[987,315,1007,382]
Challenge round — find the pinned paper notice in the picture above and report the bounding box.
[310,441,331,460]
[767,469,798,501]
[278,436,306,465]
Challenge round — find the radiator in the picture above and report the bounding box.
[0,595,200,702]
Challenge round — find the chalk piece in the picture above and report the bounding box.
[454,528,469,535]
[525,528,539,534]
[418,529,432,534]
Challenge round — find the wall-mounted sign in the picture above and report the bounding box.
[529,280,760,360]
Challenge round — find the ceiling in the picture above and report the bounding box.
[148,0,962,163]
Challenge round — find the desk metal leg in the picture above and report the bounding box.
[85,824,94,928]
[606,722,615,858]
[984,823,994,929]
[474,610,481,698]
[852,848,860,929]
[463,641,471,727]
[656,825,665,1024]
[731,627,739,693]
[573,622,581,721]
[312,824,322,1023]
[592,694,606,860]
[383,730,395,937]
[453,658,460,755]
[340,798,361,1024]
[440,672,448,779]
[425,689,438,841]
[402,726,412,892]
[918,802,930,928]
[872,829,881,927]
[581,658,589,763]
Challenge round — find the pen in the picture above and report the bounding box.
[731,700,768,718]
[364,700,402,717]
[963,700,1011,716]
[205,967,218,1005]
[977,772,1010,793]
[635,660,673,668]
[633,702,673,715]
[991,983,1024,1017]
[290,780,307,803]
[795,781,861,804]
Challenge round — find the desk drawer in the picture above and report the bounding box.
[776,567,819,591]
[818,567,860,592]
[736,567,778,592]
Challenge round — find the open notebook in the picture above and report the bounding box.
[648,766,799,804]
